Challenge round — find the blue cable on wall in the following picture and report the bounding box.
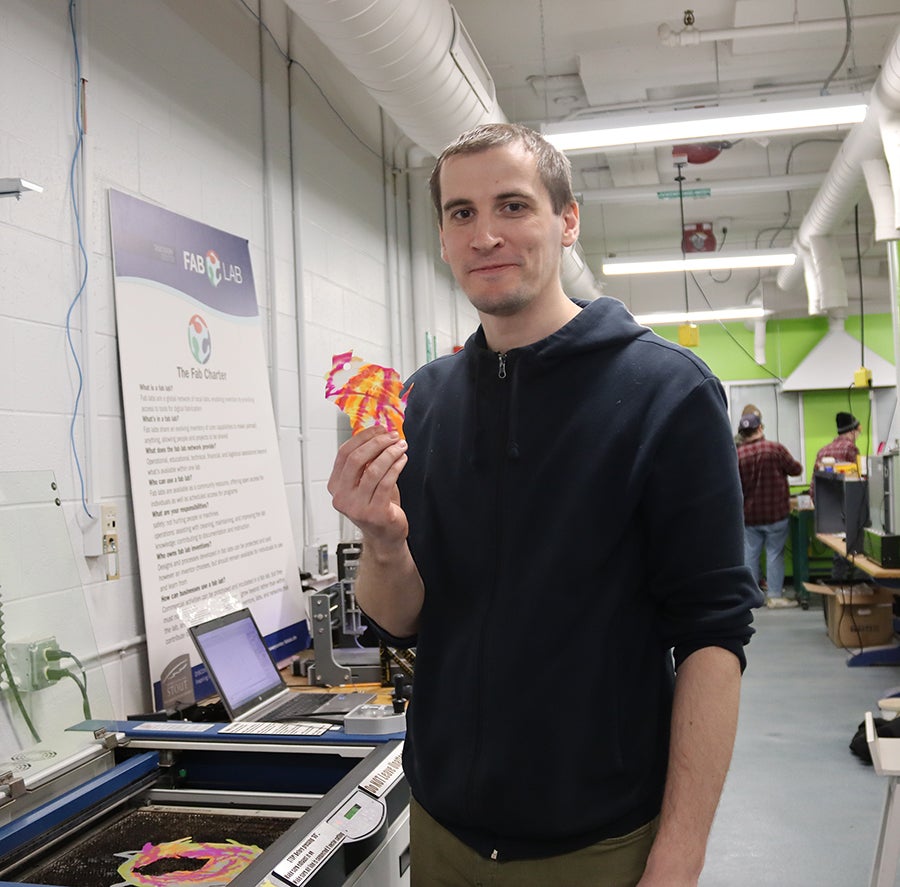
[66,0,92,519]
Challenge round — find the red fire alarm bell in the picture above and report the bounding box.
[682,222,716,253]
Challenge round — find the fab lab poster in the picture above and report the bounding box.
[109,190,304,710]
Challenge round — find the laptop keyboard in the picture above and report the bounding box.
[268,692,335,721]
[266,690,376,722]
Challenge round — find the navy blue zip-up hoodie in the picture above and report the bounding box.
[387,296,760,860]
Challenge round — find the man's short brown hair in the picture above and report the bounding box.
[429,123,576,221]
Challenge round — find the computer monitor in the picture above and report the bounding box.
[814,472,869,554]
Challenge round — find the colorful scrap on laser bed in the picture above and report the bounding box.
[325,351,412,438]
[114,837,262,886]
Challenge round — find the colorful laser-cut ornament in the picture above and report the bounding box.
[325,351,411,439]
[114,837,262,886]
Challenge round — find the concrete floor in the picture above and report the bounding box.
[700,598,900,886]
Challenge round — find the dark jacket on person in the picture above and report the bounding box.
[378,296,761,861]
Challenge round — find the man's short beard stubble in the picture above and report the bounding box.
[466,289,532,318]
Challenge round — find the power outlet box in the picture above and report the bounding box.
[84,504,120,559]
[101,504,118,534]
[854,366,873,388]
[5,638,59,691]
[87,504,120,579]
[104,532,120,580]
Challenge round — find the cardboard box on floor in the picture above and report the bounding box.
[802,582,895,648]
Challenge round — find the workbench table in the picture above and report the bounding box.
[813,534,900,666]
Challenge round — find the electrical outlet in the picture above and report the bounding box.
[104,533,120,580]
[84,504,119,559]
[5,637,59,690]
[101,504,118,534]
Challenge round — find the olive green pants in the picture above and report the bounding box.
[409,797,658,887]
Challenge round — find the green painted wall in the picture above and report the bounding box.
[652,312,895,379]
[652,313,896,486]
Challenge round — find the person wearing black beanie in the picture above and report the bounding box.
[835,412,860,435]
[813,411,864,583]
[814,412,862,474]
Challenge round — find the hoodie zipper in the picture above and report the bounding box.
[465,349,511,836]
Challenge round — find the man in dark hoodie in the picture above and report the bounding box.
[328,123,761,887]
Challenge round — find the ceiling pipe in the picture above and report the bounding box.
[284,0,502,158]
[803,236,848,315]
[863,157,900,241]
[579,173,823,206]
[560,243,604,298]
[658,14,900,47]
[777,27,900,295]
[283,0,602,301]
[881,113,900,229]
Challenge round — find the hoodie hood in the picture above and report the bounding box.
[465,296,648,368]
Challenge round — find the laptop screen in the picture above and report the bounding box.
[189,608,286,719]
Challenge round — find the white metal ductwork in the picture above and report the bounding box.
[778,27,900,296]
[658,14,900,47]
[285,0,602,300]
[284,0,502,157]
[881,113,900,230]
[863,157,900,241]
[803,236,848,315]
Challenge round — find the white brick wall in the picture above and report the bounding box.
[0,0,475,732]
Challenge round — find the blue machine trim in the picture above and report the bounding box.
[0,751,159,858]
[70,720,403,744]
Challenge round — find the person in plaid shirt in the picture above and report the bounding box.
[814,412,861,475]
[813,412,864,581]
[737,413,803,608]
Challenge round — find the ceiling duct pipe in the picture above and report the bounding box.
[778,27,900,295]
[803,236,848,315]
[863,157,900,241]
[880,113,900,229]
[561,243,604,298]
[658,14,900,47]
[284,0,602,300]
[284,0,503,157]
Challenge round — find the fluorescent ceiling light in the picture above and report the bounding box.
[543,94,868,153]
[634,307,771,325]
[601,250,797,276]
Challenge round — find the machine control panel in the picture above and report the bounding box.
[273,790,386,884]
[268,742,405,886]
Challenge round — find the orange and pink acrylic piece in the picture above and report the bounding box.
[325,351,411,439]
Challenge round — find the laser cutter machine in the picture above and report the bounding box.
[0,721,409,887]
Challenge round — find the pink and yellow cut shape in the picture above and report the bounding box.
[325,351,412,439]
[115,837,262,886]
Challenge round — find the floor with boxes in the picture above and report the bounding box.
[698,596,900,886]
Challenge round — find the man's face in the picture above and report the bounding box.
[437,142,578,318]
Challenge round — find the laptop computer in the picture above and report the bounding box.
[188,608,374,723]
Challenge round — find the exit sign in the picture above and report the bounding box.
[657,188,711,199]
